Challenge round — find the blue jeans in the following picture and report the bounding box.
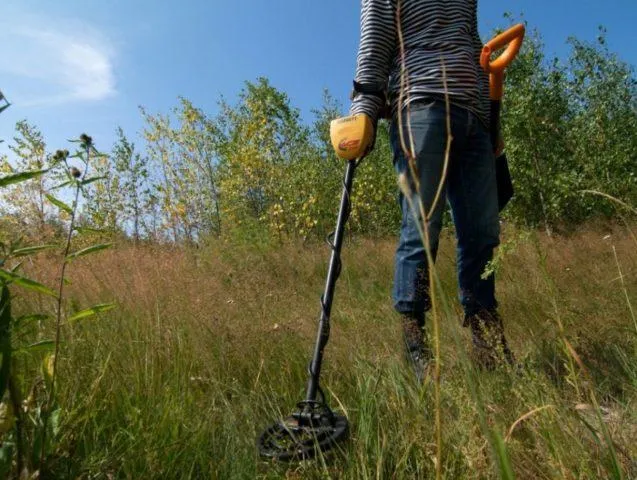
[390,99,500,317]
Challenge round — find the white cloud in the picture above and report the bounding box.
[0,17,116,107]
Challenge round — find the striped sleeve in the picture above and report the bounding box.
[471,4,490,121]
[349,0,396,121]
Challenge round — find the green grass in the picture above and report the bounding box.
[10,224,637,479]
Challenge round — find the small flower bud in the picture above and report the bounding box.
[79,133,92,145]
[53,149,69,163]
[70,167,81,178]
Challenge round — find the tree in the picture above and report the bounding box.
[0,121,62,239]
[501,25,637,229]
[111,128,151,241]
[214,77,314,239]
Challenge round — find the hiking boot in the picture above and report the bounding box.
[402,313,432,383]
[463,309,515,370]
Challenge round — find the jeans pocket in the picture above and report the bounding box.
[407,97,440,112]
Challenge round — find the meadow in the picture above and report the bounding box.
[9,221,636,479]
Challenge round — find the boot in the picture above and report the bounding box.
[463,309,514,370]
[401,313,432,383]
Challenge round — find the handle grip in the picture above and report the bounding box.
[480,23,525,100]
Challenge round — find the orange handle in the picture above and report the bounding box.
[480,24,525,100]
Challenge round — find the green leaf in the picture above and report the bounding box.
[492,432,515,480]
[9,262,23,274]
[68,303,115,322]
[51,180,73,190]
[66,243,112,262]
[0,285,10,331]
[14,340,55,355]
[12,245,57,257]
[0,442,13,480]
[0,349,8,408]
[0,269,57,297]
[80,176,106,186]
[0,169,48,188]
[14,313,49,327]
[48,407,61,438]
[45,194,73,214]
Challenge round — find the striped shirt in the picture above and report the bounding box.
[350,0,490,126]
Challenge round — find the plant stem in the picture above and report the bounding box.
[39,144,90,469]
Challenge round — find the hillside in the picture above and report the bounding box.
[6,224,635,478]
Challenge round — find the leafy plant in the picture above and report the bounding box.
[0,135,114,478]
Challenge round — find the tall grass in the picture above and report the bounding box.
[9,223,636,478]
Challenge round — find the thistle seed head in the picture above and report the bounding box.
[52,149,69,163]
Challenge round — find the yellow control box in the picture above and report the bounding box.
[330,114,374,161]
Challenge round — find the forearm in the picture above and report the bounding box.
[350,0,396,120]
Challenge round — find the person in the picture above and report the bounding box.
[349,0,514,379]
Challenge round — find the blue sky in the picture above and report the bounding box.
[1,0,635,158]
